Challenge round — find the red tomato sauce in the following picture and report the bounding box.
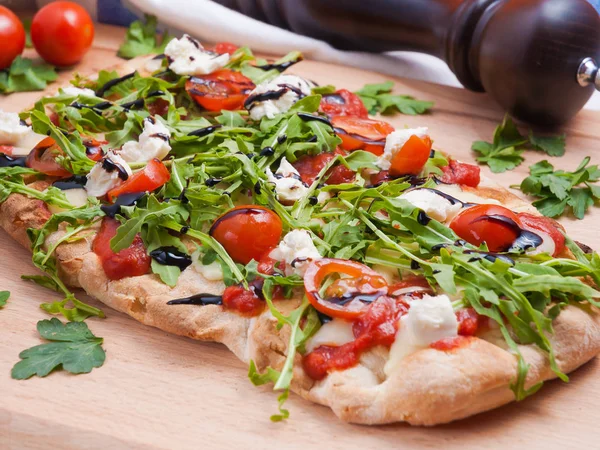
[430,335,473,351]
[0,145,13,155]
[93,217,151,280]
[222,283,265,317]
[440,160,481,187]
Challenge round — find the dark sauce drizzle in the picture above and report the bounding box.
[259,146,275,157]
[150,246,193,270]
[188,124,222,137]
[100,192,146,218]
[255,56,303,72]
[297,112,332,126]
[95,71,136,97]
[53,176,87,190]
[167,293,223,306]
[0,153,26,167]
[102,157,129,181]
[205,177,223,187]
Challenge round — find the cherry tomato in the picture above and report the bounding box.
[93,217,151,280]
[517,213,565,256]
[320,89,368,118]
[456,307,486,336]
[26,137,71,177]
[0,145,13,155]
[292,150,355,185]
[82,137,106,162]
[331,116,394,156]
[185,69,255,111]
[210,205,283,264]
[369,170,391,186]
[440,159,481,187]
[449,204,521,252]
[222,282,265,317]
[106,159,170,202]
[214,42,238,55]
[0,6,25,70]
[304,258,388,320]
[31,1,94,67]
[387,277,432,297]
[147,98,170,117]
[389,135,432,177]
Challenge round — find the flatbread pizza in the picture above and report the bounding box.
[2,34,600,426]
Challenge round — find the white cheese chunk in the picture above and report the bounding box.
[398,188,462,223]
[305,319,355,353]
[0,110,31,146]
[119,117,171,163]
[384,294,457,376]
[269,229,322,276]
[266,157,309,203]
[377,127,429,170]
[47,188,90,214]
[61,86,96,97]
[85,152,132,197]
[164,34,229,76]
[192,250,225,281]
[246,74,314,120]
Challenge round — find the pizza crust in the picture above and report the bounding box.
[2,61,600,425]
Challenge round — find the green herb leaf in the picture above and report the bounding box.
[529,132,566,157]
[118,14,174,59]
[0,291,9,308]
[355,81,433,116]
[11,318,105,380]
[0,56,57,94]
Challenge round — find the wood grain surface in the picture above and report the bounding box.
[1,23,600,450]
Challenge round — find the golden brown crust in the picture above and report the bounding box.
[1,63,600,425]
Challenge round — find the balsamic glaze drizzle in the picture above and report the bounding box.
[150,246,193,270]
[259,146,275,157]
[167,293,223,306]
[100,192,146,218]
[205,177,223,187]
[188,124,222,137]
[102,157,129,181]
[297,112,332,126]
[53,176,87,190]
[0,153,26,167]
[95,71,136,97]
[255,56,303,72]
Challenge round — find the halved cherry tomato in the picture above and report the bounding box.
[517,213,565,256]
[387,277,432,297]
[31,1,94,67]
[449,204,521,252]
[304,258,388,319]
[185,69,255,111]
[210,205,283,264]
[331,116,394,156]
[222,282,265,316]
[214,42,239,55]
[440,159,481,187]
[93,217,151,280]
[320,89,368,118]
[0,145,13,155]
[292,149,355,185]
[26,137,71,177]
[0,5,25,70]
[83,137,106,162]
[389,135,432,177]
[370,170,391,186]
[106,158,170,202]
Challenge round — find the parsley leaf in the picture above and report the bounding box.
[11,318,106,380]
[0,291,9,308]
[0,56,57,94]
[516,157,600,219]
[118,14,174,59]
[472,115,566,173]
[355,81,433,116]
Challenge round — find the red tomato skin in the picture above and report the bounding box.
[440,160,481,187]
[370,170,391,186]
[517,213,565,256]
[82,137,105,162]
[320,89,369,118]
[147,98,170,117]
[93,217,151,280]
[31,1,94,67]
[456,307,485,336]
[292,150,355,186]
[0,145,13,155]
[449,204,521,252]
[210,206,283,265]
[185,69,255,111]
[0,6,25,70]
[26,137,71,177]
[331,116,394,156]
[214,42,238,55]
[222,283,265,317]
[389,135,432,177]
[106,159,170,202]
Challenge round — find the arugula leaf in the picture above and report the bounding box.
[11,318,106,380]
[0,291,9,308]
[516,157,600,219]
[355,81,433,116]
[118,14,174,59]
[472,115,566,173]
[0,56,57,94]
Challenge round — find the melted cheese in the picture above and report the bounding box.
[305,319,355,353]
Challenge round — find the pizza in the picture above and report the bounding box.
[2,33,600,426]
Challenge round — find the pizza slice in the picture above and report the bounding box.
[2,34,600,426]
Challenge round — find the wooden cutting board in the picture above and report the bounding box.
[1,23,600,450]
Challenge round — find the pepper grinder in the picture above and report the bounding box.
[217,0,600,127]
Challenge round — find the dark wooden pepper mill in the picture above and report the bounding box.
[217,0,600,126]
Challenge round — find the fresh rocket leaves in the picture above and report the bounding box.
[0,291,9,308]
[472,115,566,173]
[0,56,57,94]
[118,14,174,59]
[516,157,600,219]
[11,318,106,380]
[355,81,433,116]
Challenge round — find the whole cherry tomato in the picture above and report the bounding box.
[320,89,369,118]
[449,204,521,252]
[106,159,170,202]
[26,137,71,177]
[331,116,394,156]
[0,6,25,70]
[31,1,94,67]
[210,205,283,264]
[185,69,255,111]
[389,134,432,177]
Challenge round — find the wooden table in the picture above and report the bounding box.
[1,23,600,450]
